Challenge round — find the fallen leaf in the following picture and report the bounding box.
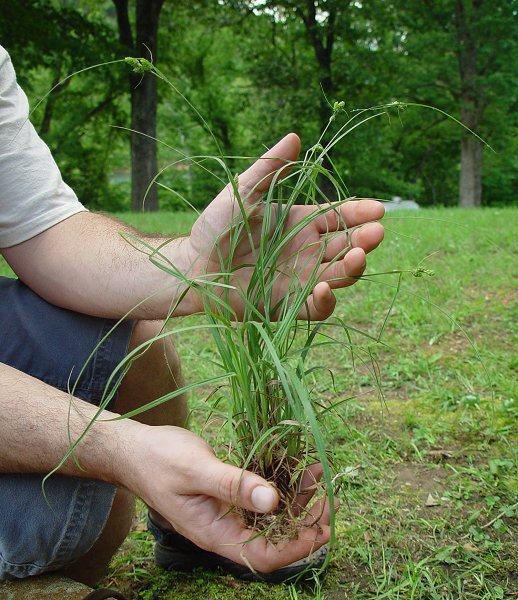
[425,493,440,507]
[427,449,454,462]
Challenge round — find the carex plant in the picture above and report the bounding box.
[111,69,392,546]
[129,112,362,544]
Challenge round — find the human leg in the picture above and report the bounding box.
[0,278,134,583]
[0,277,324,585]
[59,488,135,588]
[113,319,188,428]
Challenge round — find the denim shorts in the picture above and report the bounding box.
[0,277,134,579]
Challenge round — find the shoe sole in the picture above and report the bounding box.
[155,542,328,583]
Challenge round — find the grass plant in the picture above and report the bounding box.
[101,61,489,549]
[117,122,363,546]
[107,91,459,548]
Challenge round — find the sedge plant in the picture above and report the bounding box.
[119,97,393,547]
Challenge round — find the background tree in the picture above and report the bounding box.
[113,0,165,211]
[0,0,126,209]
[398,0,518,206]
[229,0,419,200]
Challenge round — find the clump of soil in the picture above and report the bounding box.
[238,453,305,544]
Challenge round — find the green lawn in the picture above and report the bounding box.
[2,207,516,599]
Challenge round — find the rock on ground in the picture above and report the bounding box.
[0,574,92,599]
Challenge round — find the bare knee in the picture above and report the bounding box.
[114,320,188,427]
[128,321,183,378]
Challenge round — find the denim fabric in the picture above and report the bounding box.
[0,277,134,579]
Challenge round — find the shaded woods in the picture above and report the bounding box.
[1,0,516,211]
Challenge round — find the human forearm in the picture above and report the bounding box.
[1,212,197,320]
[2,134,385,323]
[0,361,140,480]
[0,360,333,571]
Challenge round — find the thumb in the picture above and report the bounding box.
[239,132,301,201]
[198,455,279,514]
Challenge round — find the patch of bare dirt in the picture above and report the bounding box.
[391,462,451,514]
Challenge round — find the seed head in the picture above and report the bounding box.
[412,267,435,278]
[125,57,154,74]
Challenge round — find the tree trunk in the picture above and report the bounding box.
[455,0,483,207]
[459,135,483,206]
[130,68,159,211]
[39,61,64,136]
[113,0,164,212]
[298,1,338,201]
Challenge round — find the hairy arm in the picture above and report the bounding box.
[2,135,384,322]
[0,360,137,478]
[1,212,197,320]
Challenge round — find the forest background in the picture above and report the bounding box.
[1,0,517,214]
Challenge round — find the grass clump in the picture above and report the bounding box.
[138,140,354,544]
[128,93,444,546]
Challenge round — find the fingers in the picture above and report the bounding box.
[319,246,366,290]
[350,221,385,253]
[299,246,366,320]
[185,456,334,573]
[340,198,385,228]
[323,221,385,262]
[301,497,332,527]
[196,457,279,514]
[238,133,301,201]
[299,281,336,321]
[293,462,324,516]
[238,498,333,573]
[297,219,384,320]
[230,525,331,574]
[314,199,385,233]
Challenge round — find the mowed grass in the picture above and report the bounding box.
[2,207,516,598]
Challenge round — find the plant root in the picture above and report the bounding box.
[238,453,316,544]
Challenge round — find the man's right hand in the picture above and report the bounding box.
[120,425,331,573]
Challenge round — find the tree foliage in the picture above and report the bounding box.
[0,0,128,210]
[1,0,516,209]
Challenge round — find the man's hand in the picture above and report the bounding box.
[123,425,331,573]
[177,133,385,320]
[0,365,328,574]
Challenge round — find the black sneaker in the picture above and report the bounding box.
[147,515,327,583]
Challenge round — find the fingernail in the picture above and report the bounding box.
[251,486,276,512]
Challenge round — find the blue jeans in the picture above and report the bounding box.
[0,277,134,579]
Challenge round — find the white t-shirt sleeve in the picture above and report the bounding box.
[0,46,87,248]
